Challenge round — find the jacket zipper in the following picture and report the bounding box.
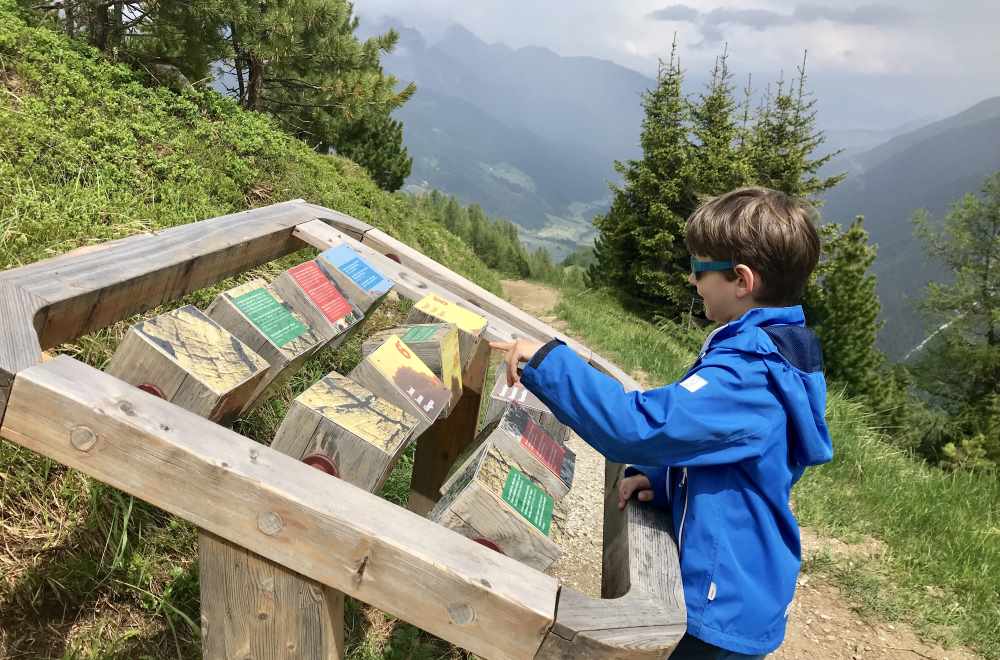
[677,468,689,555]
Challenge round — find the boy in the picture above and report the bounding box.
[491,187,833,659]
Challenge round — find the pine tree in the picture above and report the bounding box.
[689,46,749,194]
[746,53,843,198]
[590,37,697,316]
[911,172,1000,414]
[804,217,883,397]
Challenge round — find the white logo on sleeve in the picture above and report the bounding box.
[680,374,708,393]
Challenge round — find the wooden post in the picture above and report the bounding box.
[206,278,325,413]
[348,334,452,437]
[105,305,270,425]
[271,259,364,347]
[407,338,489,516]
[429,440,563,571]
[360,324,463,414]
[315,243,393,315]
[476,404,575,500]
[484,366,572,445]
[405,293,487,372]
[271,371,419,492]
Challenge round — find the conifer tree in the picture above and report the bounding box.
[590,37,697,316]
[804,217,883,397]
[911,172,1000,422]
[690,46,749,194]
[747,54,842,198]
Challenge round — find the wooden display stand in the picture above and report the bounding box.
[360,323,463,413]
[406,293,486,371]
[106,304,270,425]
[477,404,575,499]
[349,334,452,437]
[206,278,325,412]
[271,259,364,345]
[430,441,563,571]
[272,370,419,492]
[484,367,572,445]
[0,201,685,660]
[315,243,393,314]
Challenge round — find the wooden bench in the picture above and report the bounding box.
[0,200,685,659]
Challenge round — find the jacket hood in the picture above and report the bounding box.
[709,306,833,468]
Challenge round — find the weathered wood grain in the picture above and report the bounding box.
[2,356,558,660]
[0,201,313,351]
[271,260,364,347]
[430,441,563,572]
[315,243,393,315]
[407,338,489,515]
[0,282,45,427]
[477,405,575,500]
[405,293,487,371]
[106,305,270,425]
[272,371,418,492]
[484,368,572,445]
[349,335,451,437]
[206,279,324,413]
[361,324,463,414]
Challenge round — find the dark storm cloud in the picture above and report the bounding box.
[648,3,912,43]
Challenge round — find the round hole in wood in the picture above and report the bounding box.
[137,383,166,399]
[473,538,504,554]
[303,452,339,478]
[385,253,402,264]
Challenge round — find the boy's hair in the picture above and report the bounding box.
[686,187,820,305]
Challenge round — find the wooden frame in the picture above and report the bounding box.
[0,200,684,659]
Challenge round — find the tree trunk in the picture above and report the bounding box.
[247,54,264,111]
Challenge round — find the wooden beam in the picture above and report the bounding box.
[2,356,558,660]
[0,282,44,427]
[0,201,314,351]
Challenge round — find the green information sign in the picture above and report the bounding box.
[501,468,553,535]
[403,325,439,343]
[233,287,308,348]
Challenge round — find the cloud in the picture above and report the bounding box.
[647,3,912,43]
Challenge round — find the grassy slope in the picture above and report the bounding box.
[0,3,493,658]
[555,288,999,659]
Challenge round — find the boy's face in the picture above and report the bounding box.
[688,255,757,323]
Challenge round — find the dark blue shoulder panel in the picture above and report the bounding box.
[762,326,824,373]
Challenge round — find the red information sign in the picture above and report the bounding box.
[289,261,352,323]
[520,418,565,477]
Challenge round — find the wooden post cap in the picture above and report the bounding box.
[430,441,563,571]
[272,370,419,492]
[361,324,463,414]
[350,334,452,436]
[271,259,364,346]
[207,278,325,414]
[106,305,270,425]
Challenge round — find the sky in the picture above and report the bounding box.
[354,0,1000,130]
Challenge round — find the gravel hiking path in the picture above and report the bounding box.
[499,279,980,660]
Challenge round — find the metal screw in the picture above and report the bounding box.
[257,511,283,536]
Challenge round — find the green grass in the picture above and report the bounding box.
[554,287,1000,659]
[0,3,493,656]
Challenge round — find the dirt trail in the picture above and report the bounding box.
[499,279,980,660]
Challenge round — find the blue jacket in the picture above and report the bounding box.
[520,306,832,655]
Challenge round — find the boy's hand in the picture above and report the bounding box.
[618,473,654,510]
[488,338,544,386]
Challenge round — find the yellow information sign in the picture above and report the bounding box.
[413,294,487,336]
[298,372,416,451]
[369,335,452,418]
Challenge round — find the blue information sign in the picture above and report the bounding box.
[320,244,391,294]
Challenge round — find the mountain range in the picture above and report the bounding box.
[366,19,1000,359]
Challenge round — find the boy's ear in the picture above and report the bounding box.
[733,264,757,299]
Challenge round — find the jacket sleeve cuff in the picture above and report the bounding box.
[528,338,565,369]
[623,465,671,509]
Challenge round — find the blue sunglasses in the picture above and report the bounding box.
[690,257,734,273]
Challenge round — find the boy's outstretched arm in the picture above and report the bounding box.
[491,339,779,467]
